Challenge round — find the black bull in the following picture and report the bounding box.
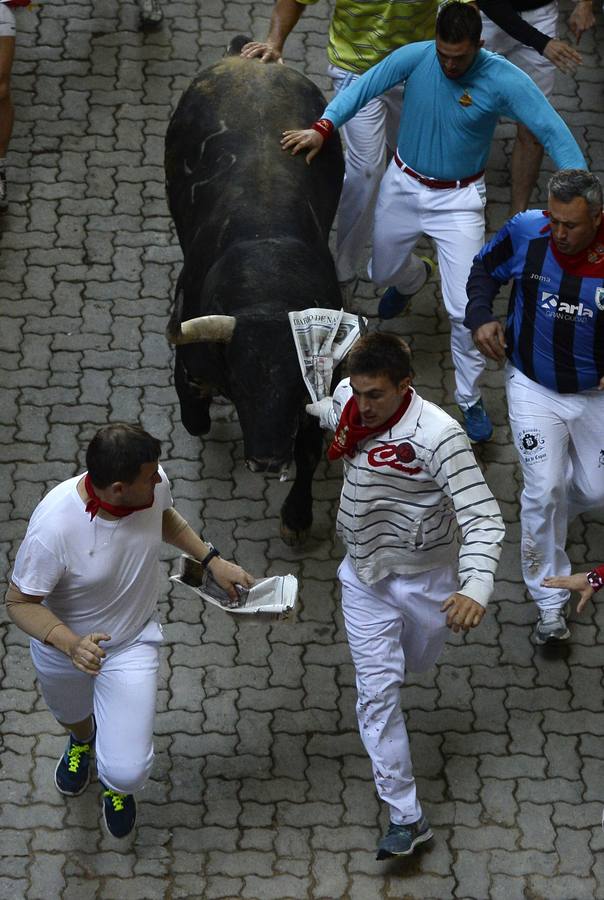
[164,40,345,544]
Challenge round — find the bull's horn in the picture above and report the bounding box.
[167,315,237,345]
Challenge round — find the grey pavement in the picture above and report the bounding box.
[1,1,604,898]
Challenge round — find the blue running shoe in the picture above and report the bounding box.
[460,399,493,443]
[54,732,94,797]
[376,816,433,859]
[378,257,436,319]
[101,782,137,838]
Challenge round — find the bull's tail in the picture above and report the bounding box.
[225,35,252,57]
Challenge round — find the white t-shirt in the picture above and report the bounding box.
[11,466,173,646]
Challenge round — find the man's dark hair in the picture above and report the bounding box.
[86,424,161,488]
[347,332,413,386]
[548,169,603,217]
[436,1,482,46]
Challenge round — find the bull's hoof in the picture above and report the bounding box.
[179,402,211,436]
[280,519,310,547]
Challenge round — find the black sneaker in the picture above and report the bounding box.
[0,168,7,211]
[376,815,433,859]
[54,733,93,796]
[101,783,137,838]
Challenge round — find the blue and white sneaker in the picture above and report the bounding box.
[101,782,137,838]
[54,732,94,797]
[378,257,436,319]
[460,399,493,443]
[376,815,433,859]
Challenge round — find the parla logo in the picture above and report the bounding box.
[540,292,558,309]
[540,291,593,320]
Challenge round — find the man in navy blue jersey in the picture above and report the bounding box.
[465,169,604,645]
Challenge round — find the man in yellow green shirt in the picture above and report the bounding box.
[241,0,438,294]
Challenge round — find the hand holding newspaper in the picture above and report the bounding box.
[170,554,298,621]
[288,308,367,402]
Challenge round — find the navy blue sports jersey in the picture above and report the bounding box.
[465,210,604,393]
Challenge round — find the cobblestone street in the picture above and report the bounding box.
[1,1,604,897]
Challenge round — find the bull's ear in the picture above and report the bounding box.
[166,314,237,345]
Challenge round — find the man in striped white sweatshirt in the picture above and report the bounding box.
[307,332,505,858]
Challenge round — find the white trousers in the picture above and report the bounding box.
[30,619,163,794]
[481,2,558,97]
[328,63,403,283]
[339,554,455,824]
[506,365,604,610]
[0,5,16,38]
[370,159,487,408]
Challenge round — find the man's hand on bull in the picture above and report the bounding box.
[281,129,324,164]
[240,41,284,63]
[207,556,256,602]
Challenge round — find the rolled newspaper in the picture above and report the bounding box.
[288,308,367,403]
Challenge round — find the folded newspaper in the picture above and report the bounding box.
[170,554,298,621]
[288,308,367,403]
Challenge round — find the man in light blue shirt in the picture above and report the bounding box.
[282,1,586,443]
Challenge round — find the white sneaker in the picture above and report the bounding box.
[140,0,163,26]
[534,608,570,644]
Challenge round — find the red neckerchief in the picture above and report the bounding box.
[540,212,604,277]
[83,473,154,521]
[328,388,413,461]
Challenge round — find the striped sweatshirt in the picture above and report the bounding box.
[324,381,505,606]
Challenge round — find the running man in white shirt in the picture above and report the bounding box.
[5,423,254,839]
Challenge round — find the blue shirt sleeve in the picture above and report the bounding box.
[322,42,430,129]
[464,218,520,332]
[493,60,587,170]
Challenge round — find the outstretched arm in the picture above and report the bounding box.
[478,0,582,73]
[240,0,306,63]
[163,508,255,600]
[543,564,604,613]
[499,68,586,170]
[281,127,325,163]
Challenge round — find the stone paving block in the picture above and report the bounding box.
[3,2,604,897]
[452,849,490,900]
[0,879,29,898]
[528,874,597,900]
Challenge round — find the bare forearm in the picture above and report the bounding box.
[266,0,305,52]
[164,517,213,561]
[5,582,68,644]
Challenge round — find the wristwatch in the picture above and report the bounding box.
[200,543,220,569]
